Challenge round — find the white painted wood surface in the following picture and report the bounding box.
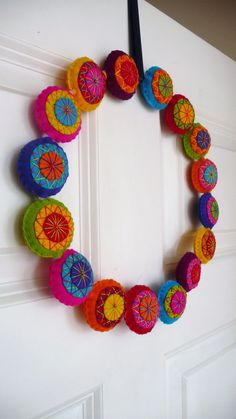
[0,1,236,418]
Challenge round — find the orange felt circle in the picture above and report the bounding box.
[83,279,125,332]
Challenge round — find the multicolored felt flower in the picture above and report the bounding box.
[183,123,211,160]
[158,280,187,324]
[17,138,69,197]
[124,285,159,334]
[34,86,82,142]
[83,279,125,332]
[194,227,216,264]
[103,50,139,100]
[165,94,195,135]
[67,57,106,112]
[49,249,94,306]
[140,66,173,109]
[199,193,219,228]
[191,158,218,193]
[22,198,74,258]
[176,252,201,292]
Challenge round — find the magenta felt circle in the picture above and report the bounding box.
[49,249,94,306]
[176,252,201,292]
[34,86,82,143]
[169,290,186,314]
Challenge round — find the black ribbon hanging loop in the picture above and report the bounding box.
[128,0,145,81]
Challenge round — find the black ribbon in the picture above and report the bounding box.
[128,0,145,81]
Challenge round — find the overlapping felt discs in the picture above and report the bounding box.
[183,123,211,160]
[22,198,74,258]
[140,66,173,109]
[176,252,201,292]
[165,94,195,135]
[191,158,218,193]
[158,280,187,324]
[49,249,94,306]
[67,57,106,112]
[17,138,69,197]
[124,285,159,334]
[34,86,82,142]
[194,227,216,264]
[84,279,125,332]
[199,193,219,228]
[103,50,139,100]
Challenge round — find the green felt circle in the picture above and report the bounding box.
[182,131,201,161]
[22,198,74,258]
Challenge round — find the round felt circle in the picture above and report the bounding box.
[164,94,195,135]
[158,280,187,324]
[191,158,218,193]
[183,123,211,160]
[23,198,74,258]
[17,137,69,197]
[67,57,106,112]
[140,66,173,110]
[194,227,216,264]
[199,193,219,228]
[83,279,125,332]
[34,86,81,143]
[176,252,201,292]
[49,249,94,306]
[124,285,159,335]
[103,50,139,100]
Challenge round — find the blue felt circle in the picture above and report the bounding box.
[199,193,218,229]
[54,97,78,126]
[140,66,168,110]
[158,280,183,324]
[62,252,94,298]
[17,137,69,198]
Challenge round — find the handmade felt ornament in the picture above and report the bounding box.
[194,227,216,264]
[176,252,201,292]
[164,94,195,135]
[23,198,74,258]
[191,158,218,193]
[17,138,69,198]
[183,123,211,160]
[49,249,94,306]
[67,57,106,112]
[84,279,126,332]
[103,50,139,100]
[199,193,219,229]
[34,86,82,142]
[158,280,187,324]
[140,66,173,109]
[124,285,159,334]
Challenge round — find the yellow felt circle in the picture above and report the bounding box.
[103,293,125,321]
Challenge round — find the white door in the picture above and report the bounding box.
[0,1,236,419]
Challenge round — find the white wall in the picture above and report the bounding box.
[0,1,236,419]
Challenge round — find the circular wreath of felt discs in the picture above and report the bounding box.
[34,86,82,143]
[191,158,218,193]
[176,252,201,292]
[23,198,74,258]
[49,249,94,306]
[194,227,216,264]
[17,137,69,198]
[124,285,159,335]
[199,193,219,229]
[67,57,106,112]
[84,279,125,332]
[165,94,195,135]
[140,66,173,110]
[183,123,211,160]
[103,50,139,100]
[158,280,187,324]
